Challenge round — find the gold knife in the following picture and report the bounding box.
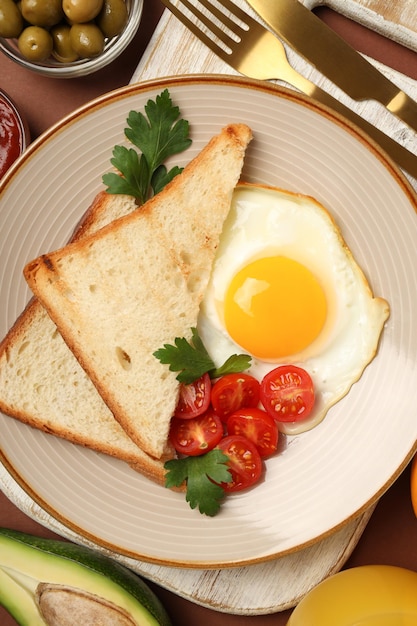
[162,0,417,179]
[246,0,417,134]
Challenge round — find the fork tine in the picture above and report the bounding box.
[197,0,248,34]
[161,0,226,56]
[181,0,234,45]
[163,0,238,53]
[206,0,254,26]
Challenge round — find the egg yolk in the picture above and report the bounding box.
[224,256,327,359]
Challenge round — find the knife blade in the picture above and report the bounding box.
[245,0,417,135]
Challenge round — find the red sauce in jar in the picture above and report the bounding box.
[0,91,29,179]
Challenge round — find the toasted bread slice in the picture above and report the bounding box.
[24,124,253,459]
[0,191,172,484]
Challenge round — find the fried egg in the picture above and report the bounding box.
[197,183,390,435]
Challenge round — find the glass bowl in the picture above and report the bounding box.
[0,0,143,78]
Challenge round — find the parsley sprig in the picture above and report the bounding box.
[102,89,192,205]
[153,327,252,384]
[165,450,232,516]
[155,328,252,515]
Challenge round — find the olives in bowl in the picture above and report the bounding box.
[0,0,143,77]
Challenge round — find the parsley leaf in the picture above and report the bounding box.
[211,353,253,379]
[153,328,214,384]
[102,89,192,205]
[153,328,252,384]
[125,91,192,167]
[151,164,183,196]
[164,449,231,516]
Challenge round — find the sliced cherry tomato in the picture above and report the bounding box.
[227,408,279,458]
[174,372,211,419]
[216,435,263,492]
[169,411,224,456]
[211,373,260,421]
[260,365,315,422]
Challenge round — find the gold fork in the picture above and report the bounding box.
[160,0,417,180]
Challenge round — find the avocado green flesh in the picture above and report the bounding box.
[0,567,45,626]
[0,529,171,626]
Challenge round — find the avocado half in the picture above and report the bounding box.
[0,528,172,626]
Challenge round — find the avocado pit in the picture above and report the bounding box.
[37,583,138,626]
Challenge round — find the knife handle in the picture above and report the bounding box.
[316,87,417,180]
[246,0,417,135]
[291,73,417,181]
[386,91,417,136]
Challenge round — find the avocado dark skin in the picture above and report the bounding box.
[0,528,172,626]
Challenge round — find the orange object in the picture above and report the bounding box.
[411,454,417,517]
[287,565,417,625]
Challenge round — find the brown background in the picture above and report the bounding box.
[1,2,417,624]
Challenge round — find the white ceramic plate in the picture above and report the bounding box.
[1,76,417,568]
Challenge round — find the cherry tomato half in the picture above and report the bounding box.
[227,408,279,458]
[260,365,315,422]
[216,435,263,492]
[211,373,260,421]
[169,411,224,456]
[174,372,211,419]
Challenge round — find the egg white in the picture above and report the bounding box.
[197,183,390,435]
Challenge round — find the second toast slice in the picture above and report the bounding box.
[0,191,171,484]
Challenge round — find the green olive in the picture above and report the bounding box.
[21,0,64,27]
[51,24,78,62]
[69,22,104,58]
[0,0,24,37]
[97,0,128,38]
[63,0,103,23]
[18,25,53,61]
